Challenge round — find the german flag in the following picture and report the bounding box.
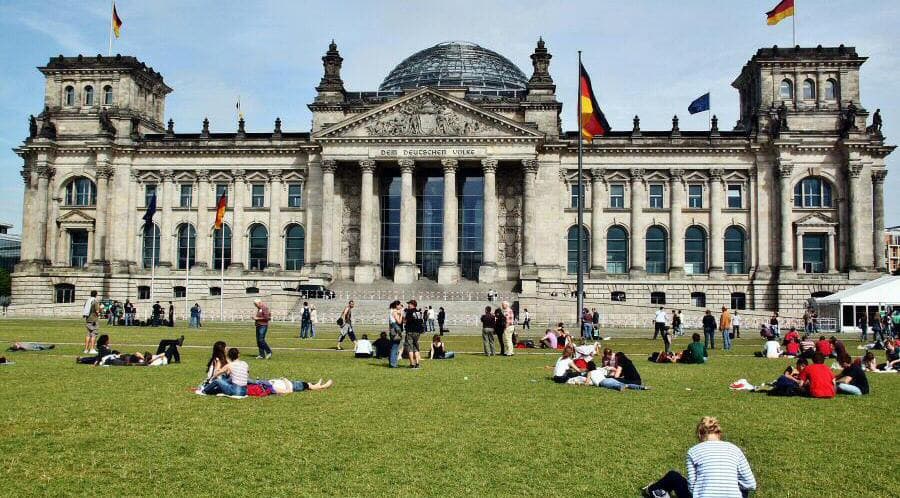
[214,192,227,229]
[579,62,610,142]
[766,0,794,26]
[112,3,123,38]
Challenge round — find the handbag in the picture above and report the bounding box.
[336,317,344,327]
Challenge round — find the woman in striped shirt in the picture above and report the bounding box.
[642,416,756,498]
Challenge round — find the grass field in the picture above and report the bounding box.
[0,319,897,497]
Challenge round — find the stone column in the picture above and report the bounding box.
[828,231,837,273]
[33,161,53,264]
[229,169,246,270]
[521,159,539,272]
[776,159,794,272]
[318,160,336,274]
[354,160,377,283]
[749,167,758,272]
[157,169,174,269]
[796,232,804,272]
[438,159,460,284]
[669,169,685,276]
[18,166,36,263]
[267,169,283,270]
[478,159,498,283]
[194,170,210,269]
[589,168,606,276]
[872,169,887,272]
[394,159,417,284]
[847,159,865,272]
[629,168,644,274]
[92,154,111,265]
[126,171,138,270]
[708,168,724,275]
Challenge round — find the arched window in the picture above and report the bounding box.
[55,283,75,303]
[793,177,833,208]
[248,224,268,270]
[65,177,97,206]
[824,79,838,101]
[606,226,628,274]
[802,79,815,100]
[645,225,668,274]
[566,225,589,275]
[142,223,160,269]
[685,226,707,274]
[212,224,232,270]
[64,86,75,106]
[779,79,793,100]
[83,85,94,106]
[284,224,305,271]
[103,85,113,105]
[176,224,196,270]
[724,226,747,274]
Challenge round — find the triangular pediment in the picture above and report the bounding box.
[795,212,835,226]
[58,209,95,225]
[315,88,542,140]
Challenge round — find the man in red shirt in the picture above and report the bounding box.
[798,352,835,398]
[816,336,834,357]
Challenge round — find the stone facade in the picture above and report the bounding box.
[11,43,894,316]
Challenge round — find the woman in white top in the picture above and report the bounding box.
[309,306,318,337]
[552,345,583,383]
[354,334,374,358]
[642,416,756,498]
[388,300,404,368]
[198,348,249,398]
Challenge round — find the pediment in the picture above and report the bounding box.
[683,171,708,181]
[795,212,835,226]
[605,171,630,182]
[644,171,669,182]
[58,209,95,225]
[315,88,543,140]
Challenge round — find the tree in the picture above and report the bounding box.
[0,269,10,297]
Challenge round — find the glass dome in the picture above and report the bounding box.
[379,41,528,93]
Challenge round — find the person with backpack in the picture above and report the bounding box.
[336,300,356,350]
[493,307,506,355]
[299,301,312,339]
[480,306,496,356]
[403,299,424,368]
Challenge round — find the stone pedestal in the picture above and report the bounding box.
[478,263,497,283]
[354,263,376,284]
[393,263,416,284]
[437,263,460,285]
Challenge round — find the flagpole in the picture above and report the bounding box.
[708,89,712,131]
[792,1,797,46]
[576,50,585,331]
[107,0,114,56]
[150,222,156,304]
[219,217,225,321]
[184,223,191,322]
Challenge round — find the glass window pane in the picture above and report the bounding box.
[688,185,703,208]
[685,226,707,274]
[727,185,742,208]
[606,226,628,274]
[645,226,667,274]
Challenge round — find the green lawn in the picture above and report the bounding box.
[0,319,896,497]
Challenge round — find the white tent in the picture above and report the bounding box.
[815,276,900,332]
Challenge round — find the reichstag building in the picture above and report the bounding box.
[12,40,894,315]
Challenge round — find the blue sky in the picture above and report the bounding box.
[1,0,898,233]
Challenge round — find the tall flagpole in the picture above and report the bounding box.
[792,1,797,46]
[576,51,585,330]
[107,0,114,56]
[149,223,156,304]
[219,217,225,320]
[184,223,191,321]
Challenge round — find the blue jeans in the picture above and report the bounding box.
[582,323,593,340]
[189,316,199,328]
[291,380,308,392]
[704,328,715,349]
[204,377,247,396]
[722,329,733,350]
[310,323,316,337]
[300,320,312,338]
[836,383,862,395]
[598,378,646,391]
[256,324,272,357]
[389,341,401,367]
[436,352,456,359]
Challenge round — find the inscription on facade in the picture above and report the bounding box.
[369,147,486,159]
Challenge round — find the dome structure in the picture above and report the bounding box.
[379,41,528,93]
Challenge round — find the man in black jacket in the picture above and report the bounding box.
[702,309,717,350]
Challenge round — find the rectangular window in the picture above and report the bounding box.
[137,286,151,300]
[251,184,265,208]
[179,184,192,208]
[802,233,828,274]
[688,185,703,208]
[570,184,585,209]
[287,183,302,208]
[649,184,664,208]
[145,184,157,206]
[69,230,89,268]
[215,184,228,203]
[609,184,625,208]
[727,185,742,208]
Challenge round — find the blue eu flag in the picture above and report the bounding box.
[688,93,710,114]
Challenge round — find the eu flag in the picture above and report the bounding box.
[142,193,157,226]
[688,93,710,114]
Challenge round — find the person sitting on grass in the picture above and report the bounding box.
[202,341,228,388]
[372,331,391,359]
[755,336,782,358]
[551,345,583,383]
[861,351,878,371]
[76,334,114,365]
[835,357,869,396]
[641,416,756,498]
[816,335,834,357]
[198,348,248,398]
[540,328,558,349]
[679,333,708,364]
[784,327,800,344]
[798,352,835,398]
[880,340,899,371]
[799,334,816,359]
[556,323,573,349]
[830,336,851,365]
[600,348,617,368]
[784,336,801,357]
[429,335,455,360]
[759,324,774,340]
[606,352,650,390]
[354,334,374,358]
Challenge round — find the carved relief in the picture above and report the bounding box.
[337,167,361,263]
[496,163,523,266]
[363,95,488,137]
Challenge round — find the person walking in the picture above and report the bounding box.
[702,309,716,350]
[719,306,733,351]
[300,301,312,339]
[388,300,404,368]
[123,299,134,327]
[437,306,446,335]
[493,306,506,355]
[310,305,318,337]
[501,301,515,356]
[168,301,175,327]
[82,290,101,354]
[671,309,682,338]
[521,308,531,332]
[653,307,667,340]
[253,298,272,359]
[732,310,741,338]
[337,300,356,350]
[480,306,496,356]
[403,299,424,368]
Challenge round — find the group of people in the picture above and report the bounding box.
[75,333,183,367]
[753,351,870,397]
[477,302,517,357]
[298,301,319,339]
[757,328,851,363]
[552,342,651,391]
[858,307,900,341]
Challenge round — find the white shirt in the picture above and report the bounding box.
[229,360,249,386]
[732,314,742,327]
[764,340,782,358]
[553,357,575,377]
[655,310,668,323]
[574,343,598,361]
[355,340,373,355]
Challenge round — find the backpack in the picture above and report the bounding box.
[302,308,311,321]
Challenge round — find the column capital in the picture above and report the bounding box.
[590,167,606,183]
[37,166,55,180]
[775,160,793,179]
[521,159,539,174]
[358,159,376,172]
[709,167,724,181]
[230,168,246,181]
[481,158,498,173]
[441,158,459,172]
[159,168,175,182]
[398,159,415,172]
[267,168,283,182]
[629,167,644,180]
[748,167,758,179]
[321,159,337,173]
[96,165,114,180]
[197,169,210,181]
[669,168,685,181]
[872,169,888,184]
[848,161,864,179]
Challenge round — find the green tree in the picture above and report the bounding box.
[0,269,10,297]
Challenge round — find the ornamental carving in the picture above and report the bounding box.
[871,169,887,184]
[338,168,361,264]
[481,158,497,174]
[848,161,864,179]
[496,163,522,265]
[364,95,487,137]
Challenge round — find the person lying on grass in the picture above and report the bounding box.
[75,334,114,365]
[197,348,249,398]
[8,342,55,351]
[244,378,334,397]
